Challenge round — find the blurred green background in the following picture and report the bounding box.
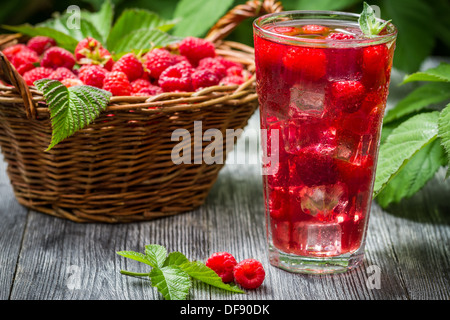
[1,0,449,73]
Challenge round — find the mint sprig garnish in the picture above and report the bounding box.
[34,79,111,151]
[117,244,245,300]
[358,2,391,38]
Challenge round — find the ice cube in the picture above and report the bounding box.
[291,221,342,256]
[336,131,374,165]
[299,183,347,218]
[288,84,325,118]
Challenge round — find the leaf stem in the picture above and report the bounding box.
[120,270,151,277]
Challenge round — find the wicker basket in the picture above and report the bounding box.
[0,0,283,223]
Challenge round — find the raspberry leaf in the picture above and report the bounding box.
[34,79,111,151]
[358,2,391,37]
[401,62,450,84]
[179,261,245,294]
[376,138,447,208]
[116,251,154,267]
[373,111,440,197]
[438,103,450,177]
[144,244,167,268]
[163,252,189,267]
[149,266,191,300]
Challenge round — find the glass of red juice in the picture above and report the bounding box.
[253,11,397,274]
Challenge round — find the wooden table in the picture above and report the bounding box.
[1,65,449,302]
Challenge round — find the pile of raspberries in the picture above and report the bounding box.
[2,36,249,96]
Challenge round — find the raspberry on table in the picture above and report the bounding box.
[49,67,77,82]
[22,67,53,86]
[112,53,144,82]
[78,65,108,88]
[233,258,265,289]
[27,36,56,55]
[205,252,237,283]
[158,62,193,92]
[191,68,220,90]
[143,48,177,80]
[103,71,131,96]
[178,36,216,67]
[41,47,76,70]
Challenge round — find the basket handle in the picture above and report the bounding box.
[205,0,283,43]
[0,50,36,119]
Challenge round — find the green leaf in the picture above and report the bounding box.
[172,0,234,38]
[163,252,189,267]
[81,0,114,44]
[116,250,154,267]
[1,24,79,52]
[373,111,440,196]
[381,0,435,73]
[376,138,447,208]
[293,0,361,11]
[112,28,180,59]
[384,82,450,124]
[179,261,245,294]
[149,266,191,300]
[34,79,111,151]
[106,9,176,52]
[401,62,450,84]
[358,2,391,38]
[438,103,450,177]
[145,244,167,269]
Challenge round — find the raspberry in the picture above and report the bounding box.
[61,78,83,88]
[191,68,220,90]
[131,78,152,93]
[233,259,265,290]
[290,144,338,187]
[132,85,163,96]
[22,67,53,86]
[41,47,76,70]
[103,71,131,96]
[283,47,326,81]
[158,62,193,92]
[328,80,365,113]
[301,24,330,35]
[326,32,355,40]
[27,36,56,55]
[2,44,33,61]
[197,57,227,78]
[219,75,245,86]
[11,50,39,75]
[78,65,108,88]
[273,26,301,36]
[143,48,177,80]
[49,67,77,81]
[226,65,243,77]
[178,36,216,66]
[17,63,35,76]
[205,252,237,283]
[75,37,114,70]
[112,53,143,81]
[214,56,242,70]
[362,44,389,77]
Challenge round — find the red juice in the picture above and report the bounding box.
[254,12,396,273]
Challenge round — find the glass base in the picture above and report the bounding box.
[268,245,364,274]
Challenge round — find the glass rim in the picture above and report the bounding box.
[253,10,397,48]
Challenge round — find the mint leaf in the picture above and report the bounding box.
[106,9,176,52]
[179,261,245,294]
[34,79,111,151]
[149,266,191,300]
[384,82,450,124]
[373,111,440,197]
[173,0,234,38]
[376,138,447,208]
[401,62,450,84]
[116,251,154,267]
[145,244,167,268]
[358,2,391,37]
[438,103,450,177]
[163,252,189,267]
